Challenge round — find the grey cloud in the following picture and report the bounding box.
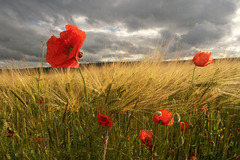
[5,0,236,32]
[0,9,49,59]
[77,0,237,32]
[82,31,158,61]
[82,32,109,55]
[0,0,239,67]
[181,22,231,46]
[0,46,23,60]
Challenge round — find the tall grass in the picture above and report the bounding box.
[0,58,239,159]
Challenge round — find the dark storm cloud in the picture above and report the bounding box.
[0,4,50,61]
[0,0,239,67]
[76,0,236,31]
[181,22,231,46]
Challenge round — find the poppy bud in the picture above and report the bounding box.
[155,111,162,116]
[174,113,181,123]
[204,131,207,136]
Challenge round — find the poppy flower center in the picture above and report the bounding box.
[159,120,162,124]
[68,47,73,53]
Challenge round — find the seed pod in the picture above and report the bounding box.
[155,111,162,116]
[174,113,181,123]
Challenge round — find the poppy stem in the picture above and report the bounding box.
[74,56,88,103]
[102,130,109,160]
[126,99,139,131]
[191,65,196,86]
[41,41,45,69]
[37,42,45,101]
[35,42,45,116]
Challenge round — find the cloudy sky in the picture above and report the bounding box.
[0,0,240,68]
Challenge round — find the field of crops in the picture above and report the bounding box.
[0,57,239,159]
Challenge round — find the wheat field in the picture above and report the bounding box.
[0,58,239,159]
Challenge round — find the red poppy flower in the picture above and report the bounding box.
[192,51,213,67]
[238,128,240,133]
[139,129,153,148]
[97,111,113,129]
[204,131,207,136]
[40,99,43,104]
[120,110,126,113]
[190,156,198,160]
[35,137,43,143]
[152,109,174,126]
[46,24,86,68]
[179,121,190,131]
[7,128,15,137]
[200,105,208,111]
[232,114,238,118]
[7,131,15,137]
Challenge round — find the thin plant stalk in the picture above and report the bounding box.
[75,56,87,103]
[35,42,45,116]
[37,42,45,100]
[126,100,139,131]
[41,41,45,69]
[191,65,196,86]
[102,130,109,160]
